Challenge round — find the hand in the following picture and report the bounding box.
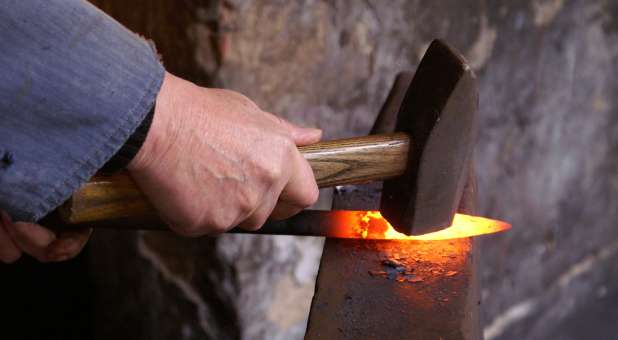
[0,210,92,263]
[128,72,321,236]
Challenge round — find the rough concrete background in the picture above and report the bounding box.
[3,1,617,339]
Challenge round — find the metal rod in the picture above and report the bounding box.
[47,210,352,238]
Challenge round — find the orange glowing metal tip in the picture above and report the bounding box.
[333,211,510,241]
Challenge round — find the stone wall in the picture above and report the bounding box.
[7,1,617,339]
[90,1,618,339]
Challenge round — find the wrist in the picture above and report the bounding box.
[100,105,154,173]
[102,72,178,174]
[127,71,175,173]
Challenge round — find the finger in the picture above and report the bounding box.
[269,200,304,221]
[0,212,22,263]
[293,127,322,146]
[266,113,322,146]
[236,206,272,231]
[270,155,319,220]
[283,120,322,146]
[5,221,56,262]
[278,152,319,211]
[43,228,92,262]
[237,186,282,231]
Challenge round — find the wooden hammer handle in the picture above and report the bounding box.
[59,132,410,224]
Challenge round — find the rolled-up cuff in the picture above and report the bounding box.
[0,0,165,221]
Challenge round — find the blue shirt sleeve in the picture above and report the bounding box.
[0,0,165,221]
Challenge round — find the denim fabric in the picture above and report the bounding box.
[0,0,165,221]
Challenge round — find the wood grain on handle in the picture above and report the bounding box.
[60,132,411,224]
[300,132,410,187]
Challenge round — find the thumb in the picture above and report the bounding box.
[278,118,322,146]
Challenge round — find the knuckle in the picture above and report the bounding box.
[255,136,294,184]
[213,214,236,233]
[262,164,282,183]
[240,214,268,231]
[206,212,238,234]
[298,185,320,208]
[226,90,259,109]
[236,187,259,216]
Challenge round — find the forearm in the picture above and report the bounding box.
[0,0,164,221]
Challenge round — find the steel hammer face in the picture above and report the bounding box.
[380,40,478,236]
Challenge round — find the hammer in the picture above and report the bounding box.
[51,39,477,236]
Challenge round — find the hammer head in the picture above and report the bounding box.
[380,40,478,236]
